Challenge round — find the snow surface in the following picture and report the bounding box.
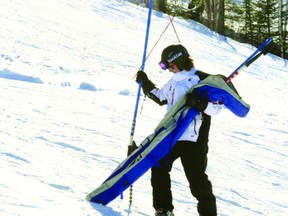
[0,0,287,215]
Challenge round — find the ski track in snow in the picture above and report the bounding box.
[0,0,288,215]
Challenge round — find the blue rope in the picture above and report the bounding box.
[129,0,153,147]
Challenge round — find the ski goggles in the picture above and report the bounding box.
[159,60,169,70]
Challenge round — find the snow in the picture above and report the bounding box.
[0,0,287,215]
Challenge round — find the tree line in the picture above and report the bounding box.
[140,0,287,59]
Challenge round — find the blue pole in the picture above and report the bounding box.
[226,37,272,83]
[125,0,154,205]
[129,0,153,147]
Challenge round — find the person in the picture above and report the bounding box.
[136,44,223,216]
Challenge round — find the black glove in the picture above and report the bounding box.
[136,70,156,94]
[186,89,208,112]
[136,70,148,84]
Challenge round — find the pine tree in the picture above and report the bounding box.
[188,0,204,22]
[225,0,245,39]
[278,0,288,58]
[243,0,255,42]
[214,0,225,34]
[158,0,168,13]
[253,0,277,43]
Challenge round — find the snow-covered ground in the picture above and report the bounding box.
[0,0,287,215]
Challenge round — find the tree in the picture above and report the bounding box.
[252,0,278,43]
[213,0,225,34]
[158,0,168,13]
[243,0,254,41]
[188,0,204,22]
[203,0,214,29]
[278,0,288,58]
[201,0,225,34]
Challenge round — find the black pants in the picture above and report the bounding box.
[151,140,217,216]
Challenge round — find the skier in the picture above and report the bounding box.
[136,44,222,216]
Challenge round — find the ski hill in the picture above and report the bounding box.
[0,0,287,215]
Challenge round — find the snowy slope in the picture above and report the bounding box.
[0,0,287,215]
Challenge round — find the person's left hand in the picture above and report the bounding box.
[186,89,208,112]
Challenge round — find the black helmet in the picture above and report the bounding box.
[159,44,189,70]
